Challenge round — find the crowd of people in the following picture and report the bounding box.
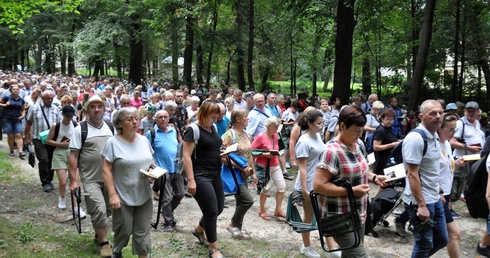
[1,70,490,258]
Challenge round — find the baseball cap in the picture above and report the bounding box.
[83,95,106,110]
[445,103,457,111]
[61,105,76,117]
[191,89,197,95]
[465,101,479,110]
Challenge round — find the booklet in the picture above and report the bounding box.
[367,153,376,165]
[383,163,406,182]
[462,154,481,161]
[220,143,239,156]
[139,166,167,179]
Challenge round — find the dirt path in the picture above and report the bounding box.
[0,139,486,257]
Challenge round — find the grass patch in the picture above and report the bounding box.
[0,152,30,184]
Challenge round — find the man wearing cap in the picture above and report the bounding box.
[24,90,61,192]
[445,103,458,116]
[449,101,486,219]
[68,95,115,257]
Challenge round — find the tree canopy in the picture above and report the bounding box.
[1,0,490,109]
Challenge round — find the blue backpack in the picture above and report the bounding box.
[365,126,381,154]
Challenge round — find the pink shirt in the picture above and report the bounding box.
[252,132,279,167]
[130,98,143,109]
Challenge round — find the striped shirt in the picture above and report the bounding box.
[317,139,369,222]
[26,102,61,139]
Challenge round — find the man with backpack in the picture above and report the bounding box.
[449,101,486,219]
[146,110,183,232]
[68,95,115,257]
[401,99,448,257]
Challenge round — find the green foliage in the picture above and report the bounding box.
[0,0,83,34]
[14,223,35,244]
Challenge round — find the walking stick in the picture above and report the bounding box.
[71,187,82,234]
[150,174,167,229]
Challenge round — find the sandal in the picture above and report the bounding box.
[208,248,223,258]
[258,211,271,221]
[274,211,286,219]
[238,229,252,240]
[192,228,208,245]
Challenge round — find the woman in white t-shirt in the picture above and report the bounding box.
[364,100,384,141]
[294,110,340,258]
[438,114,465,258]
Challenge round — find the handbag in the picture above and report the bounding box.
[39,130,50,145]
[221,156,243,195]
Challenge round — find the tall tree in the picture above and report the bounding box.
[408,0,437,111]
[333,0,356,105]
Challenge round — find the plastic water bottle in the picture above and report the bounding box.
[389,157,396,166]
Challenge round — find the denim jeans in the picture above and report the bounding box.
[405,199,448,258]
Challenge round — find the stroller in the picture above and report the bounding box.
[366,183,404,238]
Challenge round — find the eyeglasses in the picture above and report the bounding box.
[123,116,139,122]
[155,115,167,119]
[449,128,458,134]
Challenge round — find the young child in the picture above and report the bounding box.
[140,105,156,135]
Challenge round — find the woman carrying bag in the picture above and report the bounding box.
[221,109,258,240]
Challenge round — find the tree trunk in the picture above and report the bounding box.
[206,0,219,87]
[362,56,371,95]
[261,65,270,92]
[333,0,356,106]
[246,0,255,91]
[129,20,143,86]
[451,0,460,102]
[408,0,437,111]
[234,0,246,90]
[183,15,195,87]
[171,13,180,84]
[323,66,332,92]
[60,46,66,75]
[68,52,76,76]
[196,41,204,84]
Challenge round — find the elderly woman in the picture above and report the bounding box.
[222,109,258,239]
[373,108,401,178]
[186,96,200,124]
[164,100,182,142]
[313,105,388,257]
[364,100,384,143]
[183,101,224,258]
[130,90,144,109]
[224,96,234,119]
[253,116,287,221]
[101,107,153,258]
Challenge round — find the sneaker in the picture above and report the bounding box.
[283,171,294,180]
[100,243,112,257]
[286,162,291,169]
[74,207,87,219]
[9,150,15,156]
[300,245,321,258]
[162,225,175,232]
[394,217,407,237]
[477,243,490,257]
[58,197,67,209]
[450,209,462,219]
[42,184,52,192]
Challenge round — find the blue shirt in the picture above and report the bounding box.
[215,116,230,137]
[1,96,25,119]
[266,104,280,118]
[146,125,178,173]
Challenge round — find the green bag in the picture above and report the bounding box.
[39,130,50,145]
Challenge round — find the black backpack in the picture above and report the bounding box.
[390,128,428,164]
[465,152,490,219]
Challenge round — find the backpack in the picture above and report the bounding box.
[79,120,115,148]
[148,124,179,149]
[389,128,428,164]
[52,121,78,142]
[464,152,490,219]
[366,126,381,154]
